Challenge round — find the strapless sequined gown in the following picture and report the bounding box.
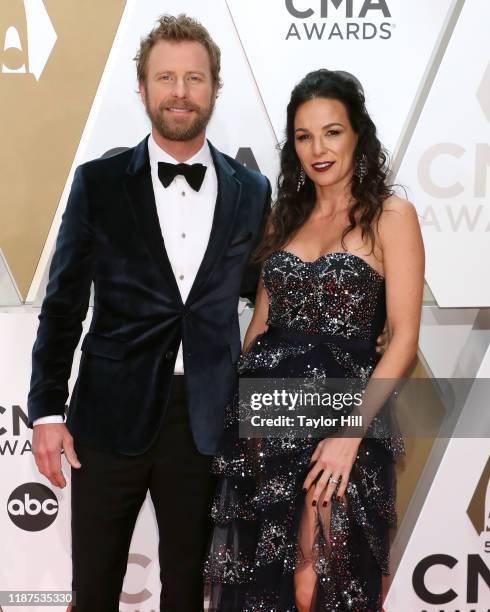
[205,250,405,612]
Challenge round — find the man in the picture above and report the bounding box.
[27,14,270,612]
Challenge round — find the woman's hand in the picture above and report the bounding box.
[375,323,389,354]
[303,436,362,506]
[243,278,269,354]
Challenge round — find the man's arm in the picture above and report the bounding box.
[28,165,96,488]
[240,176,272,305]
[28,165,96,425]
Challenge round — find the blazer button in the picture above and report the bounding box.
[165,350,174,360]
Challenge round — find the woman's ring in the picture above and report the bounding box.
[329,477,340,485]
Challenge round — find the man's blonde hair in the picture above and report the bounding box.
[135,14,223,89]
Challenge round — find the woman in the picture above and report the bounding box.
[205,69,424,611]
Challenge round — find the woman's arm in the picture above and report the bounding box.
[371,196,425,377]
[243,276,270,353]
[351,196,425,431]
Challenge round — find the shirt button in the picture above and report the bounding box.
[179,274,184,280]
[181,191,186,197]
[181,233,186,238]
[165,350,174,360]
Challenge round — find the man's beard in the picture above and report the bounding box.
[145,92,215,142]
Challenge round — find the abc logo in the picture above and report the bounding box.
[7,483,58,531]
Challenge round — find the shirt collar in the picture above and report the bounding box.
[148,132,213,167]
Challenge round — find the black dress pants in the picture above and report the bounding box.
[71,375,216,611]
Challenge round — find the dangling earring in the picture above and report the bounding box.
[297,167,305,192]
[355,154,368,182]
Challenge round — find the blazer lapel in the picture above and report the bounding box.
[123,136,182,302]
[187,141,242,303]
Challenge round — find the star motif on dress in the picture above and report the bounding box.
[264,522,286,546]
[321,255,358,283]
[272,264,302,287]
[255,520,288,564]
[280,435,297,450]
[359,466,381,496]
[211,545,248,582]
[268,349,283,367]
[264,477,292,499]
[288,302,308,324]
[342,319,361,336]
[355,366,371,384]
[341,578,366,608]
[344,290,363,308]
[325,317,345,334]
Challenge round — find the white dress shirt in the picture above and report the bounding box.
[34,134,217,425]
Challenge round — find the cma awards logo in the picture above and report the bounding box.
[119,554,155,610]
[412,458,490,610]
[7,483,59,531]
[284,0,394,41]
[1,0,57,80]
[0,404,32,456]
[419,63,490,234]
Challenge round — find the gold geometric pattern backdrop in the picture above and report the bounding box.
[0,0,127,298]
[467,455,490,536]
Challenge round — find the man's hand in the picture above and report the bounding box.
[32,423,81,488]
[375,323,389,354]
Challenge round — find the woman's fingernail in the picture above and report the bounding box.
[302,487,307,493]
[312,500,317,507]
[322,500,328,507]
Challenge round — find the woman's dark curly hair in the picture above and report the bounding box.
[254,69,394,263]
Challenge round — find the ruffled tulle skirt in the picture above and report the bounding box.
[205,326,404,611]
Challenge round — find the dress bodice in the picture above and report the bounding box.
[263,250,386,341]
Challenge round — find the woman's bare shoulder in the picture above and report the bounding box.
[381,195,417,215]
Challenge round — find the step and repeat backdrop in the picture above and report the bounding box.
[0,1,489,610]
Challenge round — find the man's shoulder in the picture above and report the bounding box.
[77,141,144,181]
[215,148,270,193]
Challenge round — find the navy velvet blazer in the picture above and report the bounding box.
[27,136,271,455]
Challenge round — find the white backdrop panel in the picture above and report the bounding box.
[227,0,454,154]
[396,0,490,306]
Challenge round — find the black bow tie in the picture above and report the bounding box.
[158,161,207,192]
